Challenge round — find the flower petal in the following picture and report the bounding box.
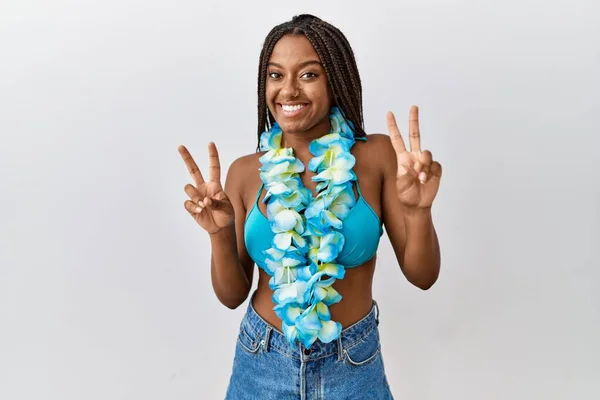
[321,263,345,279]
[316,302,331,321]
[273,232,292,250]
[282,322,298,344]
[264,247,285,261]
[323,286,342,306]
[296,307,322,331]
[273,209,299,232]
[274,303,303,326]
[323,210,342,229]
[318,320,342,343]
[298,329,319,349]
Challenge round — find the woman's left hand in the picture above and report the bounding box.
[387,106,442,210]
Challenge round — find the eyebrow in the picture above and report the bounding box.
[268,60,323,69]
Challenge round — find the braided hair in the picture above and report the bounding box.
[256,14,366,151]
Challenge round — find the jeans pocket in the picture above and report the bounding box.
[343,328,381,367]
[237,320,262,355]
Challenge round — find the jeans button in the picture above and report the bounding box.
[303,348,311,356]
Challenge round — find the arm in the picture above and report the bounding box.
[380,134,440,289]
[210,157,255,309]
[379,106,443,289]
[402,207,440,289]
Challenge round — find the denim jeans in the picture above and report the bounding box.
[225,297,394,399]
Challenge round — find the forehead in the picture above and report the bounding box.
[269,34,321,65]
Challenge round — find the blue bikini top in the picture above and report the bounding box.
[244,181,383,270]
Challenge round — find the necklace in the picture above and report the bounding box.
[258,107,364,349]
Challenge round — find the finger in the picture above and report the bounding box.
[412,161,422,175]
[203,196,223,210]
[184,183,203,204]
[184,200,204,214]
[419,150,433,183]
[386,111,407,154]
[207,142,221,183]
[178,145,205,187]
[202,195,231,213]
[409,105,421,153]
[429,161,442,180]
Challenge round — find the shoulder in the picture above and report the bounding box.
[363,133,393,148]
[225,151,264,197]
[353,133,396,172]
[354,133,394,153]
[228,151,264,174]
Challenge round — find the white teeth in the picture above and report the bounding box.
[282,104,306,112]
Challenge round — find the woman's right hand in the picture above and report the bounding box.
[178,143,234,235]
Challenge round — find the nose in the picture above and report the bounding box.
[281,77,300,100]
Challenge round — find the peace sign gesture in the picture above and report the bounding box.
[387,106,442,209]
[178,143,234,234]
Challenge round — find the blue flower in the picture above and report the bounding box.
[302,269,345,305]
[259,147,295,165]
[309,134,349,160]
[273,302,303,326]
[272,231,307,252]
[259,159,305,184]
[267,253,306,288]
[316,232,345,263]
[282,322,299,344]
[304,184,354,233]
[295,304,342,347]
[330,107,356,139]
[325,183,356,219]
[272,280,307,305]
[312,152,357,186]
[259,123,282,151]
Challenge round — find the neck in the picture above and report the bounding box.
[281,117,331,157]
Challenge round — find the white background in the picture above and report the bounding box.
[1,0,599,399]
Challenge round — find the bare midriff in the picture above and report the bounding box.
[252,258,377,333]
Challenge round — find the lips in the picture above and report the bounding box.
[279,103,309,117]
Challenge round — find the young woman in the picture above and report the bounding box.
[178,14,442,399]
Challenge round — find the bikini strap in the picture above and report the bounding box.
[354,178,363,197]
[254,183,264,205]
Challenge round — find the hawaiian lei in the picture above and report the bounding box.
[258,107,365,349]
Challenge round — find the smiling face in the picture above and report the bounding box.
[266,34,333,136]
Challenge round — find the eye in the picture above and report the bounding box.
[268,71,281,79]
[301,72,318,79]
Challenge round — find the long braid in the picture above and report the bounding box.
[257,30,286,144]
[318,22,364,133]
[310,27,359,126]
[255,15,366,151]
